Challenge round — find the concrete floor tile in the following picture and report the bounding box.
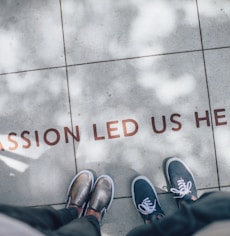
[62,0,201,65]
[198,0,230,48]
[0,1,229,235]
[0,68,76,206]
[0,0,65,74]
[197,188,219,197]
[220,187,230,192]
[204,48,230,187]
[68,52,218,198]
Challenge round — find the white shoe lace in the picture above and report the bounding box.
[137,197,156,215]
[170,177,192,198]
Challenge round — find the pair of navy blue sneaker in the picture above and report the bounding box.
[131,157,197,223]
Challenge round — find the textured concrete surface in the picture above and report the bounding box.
[0,0,230,235]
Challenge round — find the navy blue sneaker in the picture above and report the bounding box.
[131,176,164,223]
[164,157,197,207]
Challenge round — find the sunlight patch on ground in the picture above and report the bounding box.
[0,31,19,71]
[199,0,230,19]
[0,134,50,160]
[0,155,28,173]
[215,129,230,163]
[138,71,196,105]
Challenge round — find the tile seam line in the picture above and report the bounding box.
[30,184,224,207]
[0,65,66,76]
[59,45,230,67]
[67,49,207,68]
[0,49,205,76]
[59,0,77,172]
[196,0,220,190]
[113,186,223,200]
[0,50,200,76]
[1,46,230,76]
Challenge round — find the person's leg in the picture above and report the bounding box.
[54,175,114,236]
[127,156,198,236]
[156,191,230,236]
[0,204,64,231]
[54,215,100,236]
[149,156,199,235]
[128,191,230,236]
[0,169,95,233]
[127,222,159,236]
[128,157,230,236]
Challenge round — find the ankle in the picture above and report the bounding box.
[191,195,197,201]
[85,208,100,220]
[179,196,197,207]
[148,213,164,223]
[145,219,151,224]
[68,205,83,217]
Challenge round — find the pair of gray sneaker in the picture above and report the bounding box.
[66,170,114,221]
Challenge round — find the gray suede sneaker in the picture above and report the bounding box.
[66,170,95,217]
[85,175,114,221]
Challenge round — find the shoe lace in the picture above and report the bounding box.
[170,177,192,198]
[138,197,156,215]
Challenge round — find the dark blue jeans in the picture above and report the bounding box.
[0,204,101,236]
[127,191,230,236]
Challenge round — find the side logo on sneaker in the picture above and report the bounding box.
[137,197,156,215]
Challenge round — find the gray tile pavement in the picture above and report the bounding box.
[198,0,230,49]
[205,48,230,187]
[0,68,76,205]
[62,0,201,64]
[0,0,65,74]
[0,0,230,235]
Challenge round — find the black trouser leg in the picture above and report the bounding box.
[0,204,65,231]
[127,192,230,236]
[55,215,101,236]
[0,204,100,236]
